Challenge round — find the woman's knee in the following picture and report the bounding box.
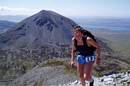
[85,75,92,81]
[78,73,84,79]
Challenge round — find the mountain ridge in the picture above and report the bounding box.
[0,10,77,49]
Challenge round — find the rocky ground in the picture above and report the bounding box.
[10,58,78,86]
[62,72,130,86]
[7,58,130,86]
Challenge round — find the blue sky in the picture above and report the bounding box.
[0,0,130,18]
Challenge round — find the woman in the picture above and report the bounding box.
[71,26,101,86]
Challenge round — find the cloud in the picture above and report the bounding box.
[0,6,40,15]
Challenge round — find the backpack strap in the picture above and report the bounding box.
[74,36,89,51]
[74,36,88,48]
[74,38,77,50]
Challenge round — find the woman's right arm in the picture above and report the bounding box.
[71,37,76,65]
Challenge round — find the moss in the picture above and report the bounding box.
[3,69,17,79]
[41,59,77,76]
[93,70,103,77]
[20,81,28,86]
[121,80,128,83]
[21,60,35,71]
[64,63,77,76]
[0,69,7,79]
[41,59,64,67]
[34,78,44,86]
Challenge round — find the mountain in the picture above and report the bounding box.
[0,10,77,49]
[0,10,77,83]
[0,20,15,33]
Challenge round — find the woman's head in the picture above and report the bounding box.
[73,26,83,37]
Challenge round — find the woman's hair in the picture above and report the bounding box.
[73,25,83,33]
[74,25,83,29]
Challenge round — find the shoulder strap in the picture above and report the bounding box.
[74,38,77,48]
[82,36,88,46]
[74,36,87,47]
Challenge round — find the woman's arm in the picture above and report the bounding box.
[71,37,76,63]
[86,37,101,59]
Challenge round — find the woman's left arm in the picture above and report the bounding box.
[86,37,101,61]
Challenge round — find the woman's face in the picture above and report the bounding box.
[74,28,83,37]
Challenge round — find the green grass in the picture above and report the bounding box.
[64,63,77,75]
[41,59,77,75]
[121,80,128,83]
[41,59,65,67]
[33,78,44,86]
[20,81,27,86]
[0,69,7,79]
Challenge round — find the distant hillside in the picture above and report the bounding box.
[0,20,15,33]
[0,15,27,22]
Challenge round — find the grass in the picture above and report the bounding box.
[42,59,128,77]
[33,78,44,86]
[64,62,77,75]
[3,69,17,80]
[121,80,128,83]
[40,59,77,75]
[93,55,129,77]
[40,59,108,77]
[93,70,103,77]
[20,81,27,86]
[0,69,7,79]
[20,59,35,71]
[40,58,128,77]
[41,59,65,67]
[0,58,36,81]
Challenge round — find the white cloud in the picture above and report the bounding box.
[0,6,40,15]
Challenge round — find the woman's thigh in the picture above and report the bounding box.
[84,62,94,78]
[77,63,85,77]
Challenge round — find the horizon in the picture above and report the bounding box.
[0,10,130,22]
[0,0,130,18]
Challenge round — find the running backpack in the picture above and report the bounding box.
[74,29,97,52]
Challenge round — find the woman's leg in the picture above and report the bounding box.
[84,62,94,84]
[77,63,85,86]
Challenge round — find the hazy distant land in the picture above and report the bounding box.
[89,28,130,57]
[73,18,130,57]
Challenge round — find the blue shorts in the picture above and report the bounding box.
[76,55,96,64]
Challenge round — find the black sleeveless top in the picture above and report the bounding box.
[74,36,95,56]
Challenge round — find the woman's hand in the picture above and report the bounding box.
[96,57,101,65]
[70,60,75,67]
